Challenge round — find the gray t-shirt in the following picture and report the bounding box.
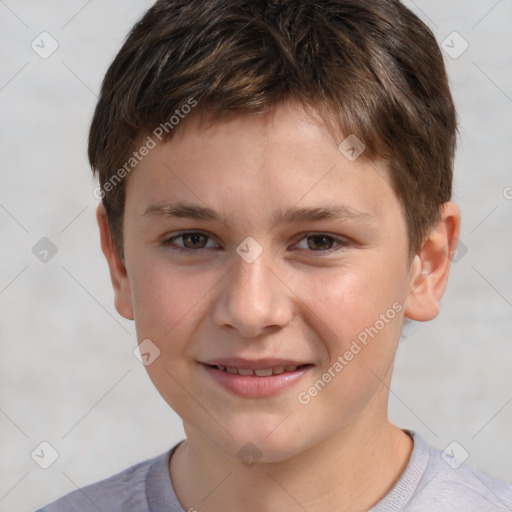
[36,431,512,511]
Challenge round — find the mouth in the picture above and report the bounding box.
[200,359,314,398]
[206,363,310,376]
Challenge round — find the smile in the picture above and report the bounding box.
[201,361,314,398]
[209,364,306,376]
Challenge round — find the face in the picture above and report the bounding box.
[119,101,417,462]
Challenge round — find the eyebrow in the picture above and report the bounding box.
[143,201,376,226]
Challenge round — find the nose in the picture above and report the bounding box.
[211,251,293,339]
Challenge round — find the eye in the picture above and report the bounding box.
[164,231,218,252]
[294,233,349,254]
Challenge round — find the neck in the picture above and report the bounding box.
[170,419,413,512]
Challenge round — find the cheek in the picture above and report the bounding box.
[297,257,404,392]
[128,261,213,409]
[300,261,397,340]
[128,258,212,350]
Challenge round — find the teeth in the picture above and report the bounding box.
[254,368,273,377]
[214,365,302,376]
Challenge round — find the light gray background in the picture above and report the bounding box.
[1,1,511,511]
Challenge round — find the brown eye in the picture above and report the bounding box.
[165,231,216,251]
[181,233,209,249]
[307,234,335,251]
[294,233,349,255]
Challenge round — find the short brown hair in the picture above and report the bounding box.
[89,0,456,260]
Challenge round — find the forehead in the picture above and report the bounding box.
[125,101,401,230]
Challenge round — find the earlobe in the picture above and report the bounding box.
[404,202,461,322]
[96,203,135,320]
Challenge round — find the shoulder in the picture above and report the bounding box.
[408,434,512,511]
[35,450,171,512]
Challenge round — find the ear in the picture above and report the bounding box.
[96,203,134,320]
[404,202,461,322]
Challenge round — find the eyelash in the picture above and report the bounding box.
[163,231,350,256]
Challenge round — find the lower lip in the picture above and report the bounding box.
[201,364,313,398]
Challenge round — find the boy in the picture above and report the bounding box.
[37,0,512,510]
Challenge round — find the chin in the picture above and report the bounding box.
[208,414,312,465]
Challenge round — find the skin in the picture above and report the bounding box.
[98,100,460,512]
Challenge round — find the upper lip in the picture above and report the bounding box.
[202,358,312,369]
